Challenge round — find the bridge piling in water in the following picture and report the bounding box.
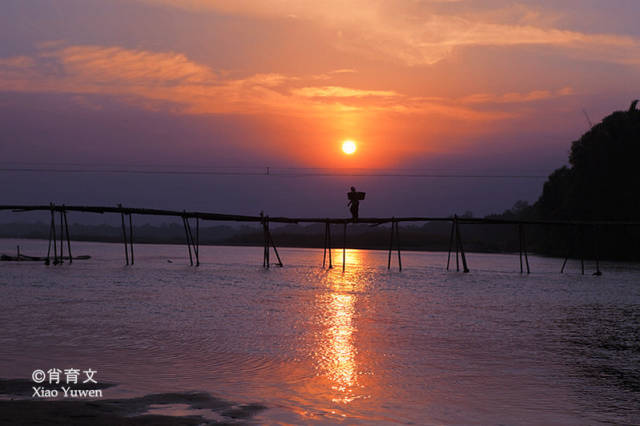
[518,224,530,274]
[182,214,194,266]
[322,221,333,269]
[261,216,282,268]
[58,206,64,264]
[594,225,602,276]
[387,219,402,271]
[51,204,58,265]
[128,213,134,265]
[580,226,585,275]
[446,220,455,271]
[454,216,470,273]
[342,223,347,272]
[63,207,72,265]
[119,204,129,266]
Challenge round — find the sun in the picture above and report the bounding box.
[342,140,357,155]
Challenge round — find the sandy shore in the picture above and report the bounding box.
[0,379,265,425]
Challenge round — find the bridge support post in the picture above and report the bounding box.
[58,207,64,264]
[128,213,134,265]
[268,225,283,267]
[342,223,347,272]
[325,222,333,268]
[183,216,198,266]
[594,225,602,276]
[119,205,129,265]
[580,225,585,275]
[560,226,572,273]
[63,207,72,264]
[519,224,523,273]
[51,203,59,265]
[387,219,402,271]
[262,217,282,268]
[446,219,455,270]
[182,213,193,266]
[519,224,530,274]
[455,216,470,273]
[323,221,333,268]
[195,217,199,266]
[46,203,55,265]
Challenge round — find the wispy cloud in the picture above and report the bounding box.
[139,0,640,66]
[50,45,217,85]
[461,87,574,104]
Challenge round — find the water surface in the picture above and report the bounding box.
[1,239,639,424]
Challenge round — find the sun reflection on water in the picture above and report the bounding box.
[316,249,369,404]
[326,292,357,402]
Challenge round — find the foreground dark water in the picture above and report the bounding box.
[1,239,639,424]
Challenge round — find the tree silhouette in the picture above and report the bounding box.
[536,100,640,221]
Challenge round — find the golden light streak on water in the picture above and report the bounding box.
[316,249,369,404]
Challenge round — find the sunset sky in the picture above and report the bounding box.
[2,0,639,219]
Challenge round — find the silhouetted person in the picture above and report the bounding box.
[347,186,365,221]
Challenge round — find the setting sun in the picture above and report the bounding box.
[342,140,357,155]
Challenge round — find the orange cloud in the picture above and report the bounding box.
[292,86,398,98]
[0,42,576,133]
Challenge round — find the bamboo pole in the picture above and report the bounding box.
[342,223,347,273]
[322,221,328,268]
[518,224,523,274]
[522,224,530,274]
[446,219,454,270]
[455,216,460,272]
[128,213,134,265]
[195,217,200,266]
[594,225,602,276]
[580,226,585,275]
[4,204,640,227]
[262,219,267,268]
[396,221,402,272]
[560,256,569,273]
[51,204,58,265]
[185,217,198,266]
[63,208,72,264]
[182,215,193,266]
[267,227,283,267]
[264,220,271,268]
[59,209,64,263]
[455,218,470,273]
[328,223,333,269]
[560,227,572,273]
[119,205,129,266]
[46,205,54,265]
[387,219,394,270]
[265,219,270,268]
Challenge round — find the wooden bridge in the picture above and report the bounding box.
[2,203,639,275]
